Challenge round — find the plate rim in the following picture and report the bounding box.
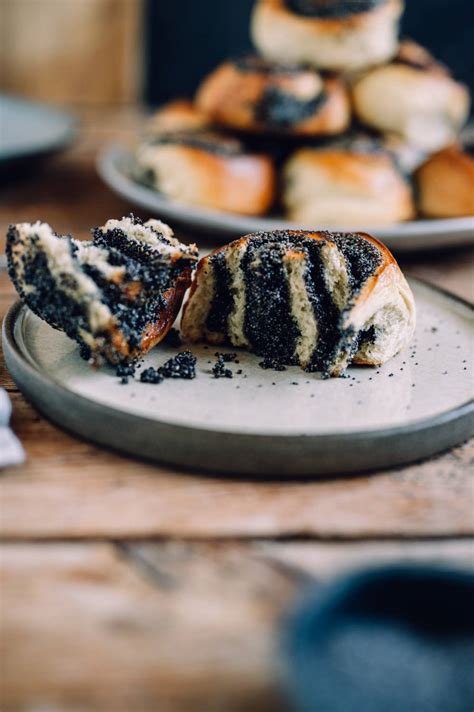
[0,94,77,163]
[2,278,474,475]
[96,142,474,250]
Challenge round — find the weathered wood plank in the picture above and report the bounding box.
[0,421,472,538]
[1,539,471,712]
[0,542,294,712]
[254,539,474,579]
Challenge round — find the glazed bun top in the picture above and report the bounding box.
[284,0,387,18]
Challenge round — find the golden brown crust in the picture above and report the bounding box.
[196,61,349,135]
[103,267,194,362]
[416,145,474,218]
[141,268,193,352]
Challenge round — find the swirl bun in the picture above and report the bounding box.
[181,230,415,377]
[352,41,470,152]
[283,137,414,226]
[135,132,276,216]
[196,57,350,136]
[251,0,403,71]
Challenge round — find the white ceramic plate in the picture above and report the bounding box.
[0,94,76,163]
[3,278,473,476]
[97,143,474,252]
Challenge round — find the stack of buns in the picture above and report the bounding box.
[134,0,472,225]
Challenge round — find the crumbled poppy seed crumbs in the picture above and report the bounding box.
[116,363,136,379]
[259,357,287,371]
[116,362,136,385]
[214,352,238,362]
[140,351,197,383]
[140,367,164,384]
[212,365,233,378]
[160,351,197,379]
[212,354,233,378]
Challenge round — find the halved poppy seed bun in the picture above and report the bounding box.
[283,138,415,226]
[134,132,276,216]
[352,40,470,152]
[181,231,415,377]
[7,215,198,365]
[251,0,403,72]
[196,56,350,136]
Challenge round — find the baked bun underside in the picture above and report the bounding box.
[7,216,198,365]
[182,231,415,377]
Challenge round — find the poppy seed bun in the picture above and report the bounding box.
[181,230,415,377]
[283,140,414,226]
[352,41,470,152]
[416,144,474,218]
[251,0,403,72]
[134,132,276,216]
[196,57,350,136]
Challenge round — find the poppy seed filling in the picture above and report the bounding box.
[254,86,328,129]
[7,215,198,365]
[284,0,386,18]
[242,238,300,363]
[184,230,388,378]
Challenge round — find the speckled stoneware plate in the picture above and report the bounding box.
[97,144,474,252]
[0,95,76,164]
[3,278,473,476]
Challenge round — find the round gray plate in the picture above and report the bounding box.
[0,94,76,163]
[97,144,474,252]
[2,278,473,476]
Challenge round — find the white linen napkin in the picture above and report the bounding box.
[0,387,25,467]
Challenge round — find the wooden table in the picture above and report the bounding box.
[1,108,473,712]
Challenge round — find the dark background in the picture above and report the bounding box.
[144,0,474,107]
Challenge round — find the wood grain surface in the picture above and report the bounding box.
[1,107,473,711]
